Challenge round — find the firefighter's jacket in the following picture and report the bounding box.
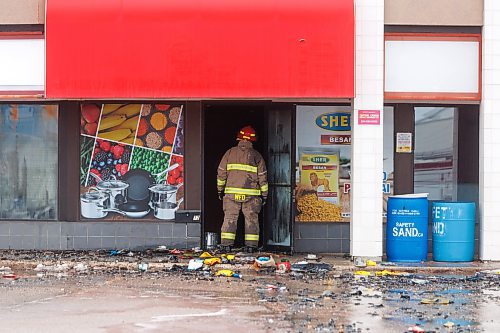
[217,140,268,201]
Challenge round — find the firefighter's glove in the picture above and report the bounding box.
[261,197,267,206]
[218,192,224,201]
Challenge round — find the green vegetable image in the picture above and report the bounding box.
[130,147,170,180]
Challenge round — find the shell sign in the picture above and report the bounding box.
[315,113,351,131]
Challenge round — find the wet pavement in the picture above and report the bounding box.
[1,250,500,333]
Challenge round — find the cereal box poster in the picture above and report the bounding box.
[79,104,184,221]
[295,106,351,222]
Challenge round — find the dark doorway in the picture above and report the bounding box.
[203,103,294,251]
[203,104,267,247]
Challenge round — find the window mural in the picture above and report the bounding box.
[80,104,184,220]
[0,105,58,220]
[295,106,351,222]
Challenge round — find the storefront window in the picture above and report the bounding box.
[0,105,58,220]
[80,103,184,220]
[414,107,457,201]
[295,106,351,222]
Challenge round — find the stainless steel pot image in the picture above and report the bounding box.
[149,183,180,207]
[152,198,183,220]
[80,188,110,219]
[95,177,129,209]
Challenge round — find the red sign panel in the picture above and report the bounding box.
[358,110,381,125]
[320,134,351,145]
[45,0,354,99]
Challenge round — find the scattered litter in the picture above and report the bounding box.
[203,257,222,266]
[138,262,149,272]
[215,269,241,278]
[380,261,397,267]
[187,259,204,271]
[420,298,453,305]
[74,263,88,272]
[443,321,455,328]
[480,269,500,275]
[254,256,276,270]
[109,249,124,256]
[305,254,321,261]
[407,325,425,332]
[276,260,291,274]
[291,262,331,274]
[199,252,213,258]
[354,270,371,276]
[34,263,70,272]
[354,257,366,267]
[411,278,429,285]
[0,266,12,273]
[366,260,377,267]
[221,254,235,261]
[2,273,18,280]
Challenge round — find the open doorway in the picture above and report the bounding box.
[203,103,294,251]
[203,104,267,247]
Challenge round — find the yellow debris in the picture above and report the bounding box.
[215,269,235,277]
[199,252,213,258]
[366,260,377,267]
[375,269,405,276]
[204,258,222,266]
[354,270,371,276]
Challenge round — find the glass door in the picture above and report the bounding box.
[264,105,293,252]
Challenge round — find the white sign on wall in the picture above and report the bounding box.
[385,39,480,96]
[0,38,44,92]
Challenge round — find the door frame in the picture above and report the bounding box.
[262,102,295,253]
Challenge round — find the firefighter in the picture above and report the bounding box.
[217,126,268,253]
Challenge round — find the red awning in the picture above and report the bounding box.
[46,0,354,99]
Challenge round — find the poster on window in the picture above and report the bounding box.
[295,106,351,222]
[80,104,184,220]
[0,105,58,220]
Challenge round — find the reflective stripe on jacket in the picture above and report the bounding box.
[217,140,268,198]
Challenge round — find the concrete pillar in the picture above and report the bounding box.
[480,0,500,260]
[350,0,385,259]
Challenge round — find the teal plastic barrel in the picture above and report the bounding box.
[432,202,476,262]
[386,194,429,262]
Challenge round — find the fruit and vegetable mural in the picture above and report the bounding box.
[80,103,185,221]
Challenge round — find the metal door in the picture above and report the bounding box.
[264,105,293,252]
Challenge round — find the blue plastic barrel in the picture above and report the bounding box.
[386,194,429,262]
[432,202,476,262]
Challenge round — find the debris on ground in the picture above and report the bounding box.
[1,249,500,332]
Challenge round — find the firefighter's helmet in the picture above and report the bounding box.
[237,126,257,142]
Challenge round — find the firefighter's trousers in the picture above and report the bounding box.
[221,196,262,247]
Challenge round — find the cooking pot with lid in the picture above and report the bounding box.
[95,176,129,209]
[149,182,181,207]
[80,187,109,219]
